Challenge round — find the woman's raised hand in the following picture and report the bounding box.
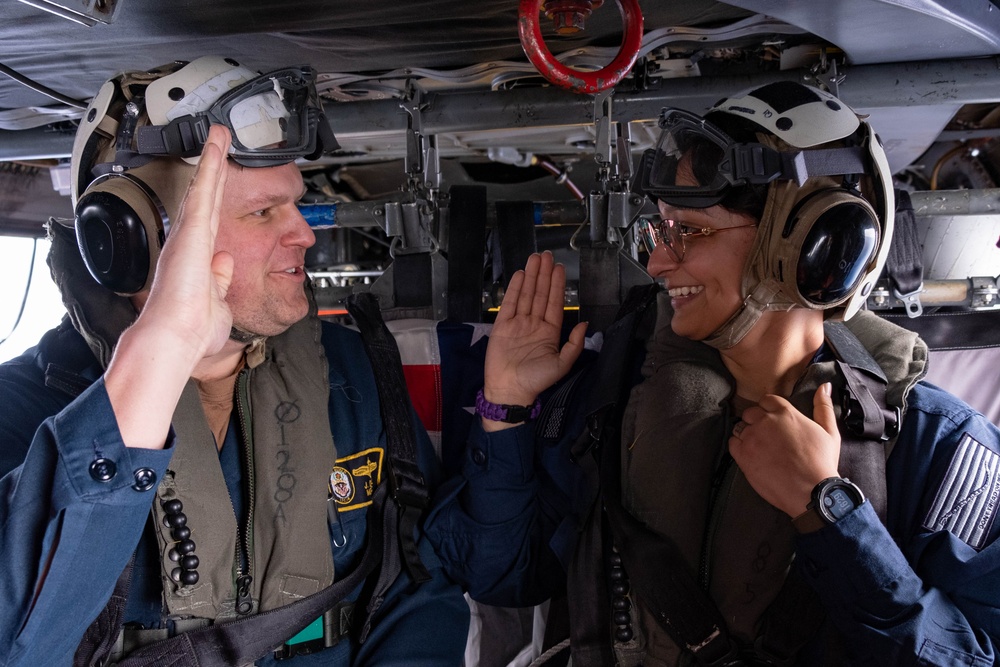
[482,252,588,418]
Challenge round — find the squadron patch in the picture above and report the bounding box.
[923,433,1000,550]
[328,447,383,511]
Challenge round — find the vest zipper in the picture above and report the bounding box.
[699,451,737,590]
[234,366,256,616]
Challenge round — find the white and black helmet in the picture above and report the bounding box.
[68,56,338,295]
[639,81,894,348]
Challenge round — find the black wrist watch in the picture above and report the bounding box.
[792,477,865,533]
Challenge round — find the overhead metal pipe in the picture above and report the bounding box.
[5,57,1000,161]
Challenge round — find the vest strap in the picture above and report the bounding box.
[273,601,355,660]
[345,292,431,595]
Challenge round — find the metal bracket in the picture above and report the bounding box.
[594,90,614,183]
[400,85,428,186]
[891,284,924,318]
[383,201,438,256]
[17,0,121,26]
[392,83,443,255]
[971,276,999,309]
[593,90,635,193]
[399,84,443,209]
[807,51,846,97]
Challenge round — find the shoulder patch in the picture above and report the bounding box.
[329,447,384,511]
[923,433,1000,550]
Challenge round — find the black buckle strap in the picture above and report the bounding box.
[136,114,211,158]
[387,458,431,584]
[835,360,899,442]
[344,291,433,641]
[273,601,355,660]
[824,324,894,523]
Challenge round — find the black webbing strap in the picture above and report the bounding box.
[345,291,431,594]
[574,284,737,667]
[493,201,538,290]
[883,189,924,317]
[565,287,658,667]
[584,285,741,666]
[752,570,827,667]
[446,185,488,322]
[824,322,897,522]
[110,485,388,667]
[790,146,867,185]
[391,252,434,309]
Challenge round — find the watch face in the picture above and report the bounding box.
[822,486,858,521]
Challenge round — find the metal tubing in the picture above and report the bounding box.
[7,57,1000,161]
[909,188,1000,216]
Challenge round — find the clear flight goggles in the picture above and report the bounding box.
[637,109,788,208]
[638,108,867,209]
[636,214,757,263]
[137,65,338,167]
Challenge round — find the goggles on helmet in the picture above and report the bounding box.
[136,65,338,167]
[638,108,868,209]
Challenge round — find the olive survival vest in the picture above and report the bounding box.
[564,285,926,667]
[69,292,430,667]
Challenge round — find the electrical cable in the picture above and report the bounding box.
[0,62,88,109]
[536,157,585,200]
[0,238,38,348]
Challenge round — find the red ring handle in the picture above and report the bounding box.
[518,0,644,94]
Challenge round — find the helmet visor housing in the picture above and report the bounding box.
[138,65,338,167]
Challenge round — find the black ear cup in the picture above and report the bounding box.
[783,189,880,307]
[74,173,167,295]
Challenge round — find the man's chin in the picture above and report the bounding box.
[229,310,309,342]
[229,326,263,344]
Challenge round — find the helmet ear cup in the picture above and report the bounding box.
[74,173,167,295]
[778,188,880,308]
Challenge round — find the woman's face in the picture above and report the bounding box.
[645,157,759,341]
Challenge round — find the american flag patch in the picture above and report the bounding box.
[923,433,1000,550]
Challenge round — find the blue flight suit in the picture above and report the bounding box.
[427,348,1000,665]
[0,317,469,667]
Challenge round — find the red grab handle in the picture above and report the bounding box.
[518,0,644,94]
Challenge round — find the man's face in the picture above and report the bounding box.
[215,160,315,337]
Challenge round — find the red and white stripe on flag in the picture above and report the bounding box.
[385,319,443,458]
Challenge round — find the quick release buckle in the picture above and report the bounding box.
[136,114,212,158]
[273,602,355,660]
[388,460,429,510]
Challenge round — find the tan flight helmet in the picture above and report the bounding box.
[639,81,894,349]
[70,55,338,295]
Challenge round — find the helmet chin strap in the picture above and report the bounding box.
[229,325,264,345]
[702,156,799,350]
[702,281,782,350]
